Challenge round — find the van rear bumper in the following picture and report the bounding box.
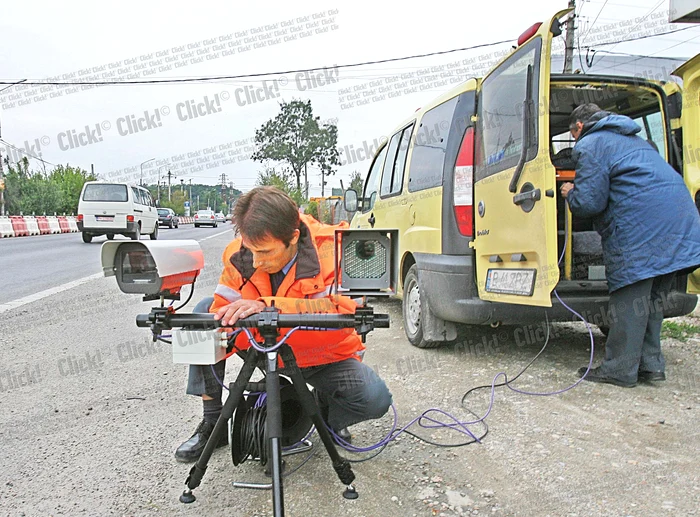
[77,222,137,235]
[414,253,698,326]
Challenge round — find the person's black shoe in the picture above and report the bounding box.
[577,367,637,388]
[175,419,228,463]
[638,370,666,382]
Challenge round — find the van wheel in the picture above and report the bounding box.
[106,233,115,240]
[82,232,92,243]
[403,265,442,349]
[150,224,158,240]
[131,225,141,241]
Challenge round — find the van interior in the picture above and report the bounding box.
[547,79,672,289]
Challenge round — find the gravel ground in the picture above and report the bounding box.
[1,233,699,516]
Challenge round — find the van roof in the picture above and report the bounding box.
[376,77,479,157]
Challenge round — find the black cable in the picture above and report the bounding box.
[0,39,514,87]
[0,138,57,167]
[581,25,698,50]
[460,313,553,408]
[172,276,198,312]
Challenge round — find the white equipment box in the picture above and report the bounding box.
[171,329,229,365]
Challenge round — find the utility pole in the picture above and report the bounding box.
[167,170,173,202]
[180,178,184,193]
[189,179,192,204]
[563,0,576,74]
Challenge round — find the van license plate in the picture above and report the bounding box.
[95,216,114,222]
[485,268,536,296]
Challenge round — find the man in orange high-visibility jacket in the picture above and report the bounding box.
[175,186,393,463]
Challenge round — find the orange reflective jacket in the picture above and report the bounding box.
[211,214,365,368]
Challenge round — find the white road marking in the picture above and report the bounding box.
[0,273,104,314]
[199,229,234,241]
[0,230,234,314]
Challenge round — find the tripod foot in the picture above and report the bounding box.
[179,489,196,504]
[343,485,359,500]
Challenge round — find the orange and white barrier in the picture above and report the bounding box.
[46,216,62,234]
[66,216,79,232]
[23,216,41,236]
[0,217,15,238]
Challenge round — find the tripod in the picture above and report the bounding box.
[136,302,389,517]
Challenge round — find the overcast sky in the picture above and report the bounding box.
[1,0,699,197]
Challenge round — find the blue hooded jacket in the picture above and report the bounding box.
[567,112,700,293]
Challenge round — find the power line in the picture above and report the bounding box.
[581,25,700,48]
[0,138,57,167]
[582,0,609,40]
[0,39,515,87]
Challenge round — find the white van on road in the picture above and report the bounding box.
[77,182,159,243]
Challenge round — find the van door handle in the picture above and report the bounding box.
[513,188,541,206]
[368,214,375,228]
[134,209,143,213]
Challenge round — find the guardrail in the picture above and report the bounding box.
[0,215,232,238]
[0,215,79,238]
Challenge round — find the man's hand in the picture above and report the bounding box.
[560,182,574,199]
[214,300,267,327]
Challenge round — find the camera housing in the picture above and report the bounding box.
[101,240,204,299]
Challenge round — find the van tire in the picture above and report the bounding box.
[403,265,443,349]
[106,234,115,240]
[131,225,141,241]
[150,224,158,240]
[82,232,92,243]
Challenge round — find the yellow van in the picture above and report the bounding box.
[344,9,700,348]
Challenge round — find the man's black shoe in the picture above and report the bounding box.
[175,419,228,463]
[638,370,666,382]
[577,367,637,388]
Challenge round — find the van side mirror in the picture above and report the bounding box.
[344,190,358,212]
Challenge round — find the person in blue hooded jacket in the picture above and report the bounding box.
[560,103,700,388]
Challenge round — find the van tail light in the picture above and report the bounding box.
[211,215,214,219]
[77,214,84,222]
[127,215,135,222]
[453,126,474,237]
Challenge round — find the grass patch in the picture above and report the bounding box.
[661,321,700,342]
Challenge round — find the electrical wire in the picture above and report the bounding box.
[0,138,57,167]
[0,39,514,87]
[459,197,597,424]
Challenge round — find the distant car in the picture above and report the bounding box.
[215,212,226,223]
[226,213,232,221]
[157,208,179,228]
[194,209,217,228]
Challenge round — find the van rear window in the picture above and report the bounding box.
[83,184,128,202]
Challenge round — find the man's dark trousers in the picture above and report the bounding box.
[598,273,675,383]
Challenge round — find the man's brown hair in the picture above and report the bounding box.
[233,186,301,246]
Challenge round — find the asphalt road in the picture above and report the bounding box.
[0,223,235,306]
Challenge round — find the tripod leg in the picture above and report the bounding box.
[180,347,261,503]
[278,346,358,499]
[264,351,285,516]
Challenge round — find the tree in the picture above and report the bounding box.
[251,99,340,200]
[256,166,305,206]
[349,170,363,194]
[1,158,94,215]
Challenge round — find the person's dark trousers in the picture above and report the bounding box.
[185,296,393,430]
[598,272,675,383]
